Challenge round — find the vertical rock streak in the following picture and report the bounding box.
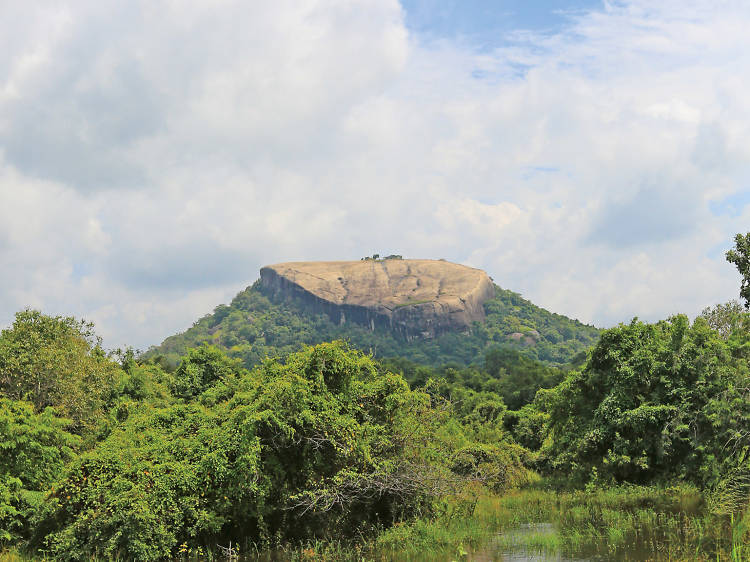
[259,259,495,339]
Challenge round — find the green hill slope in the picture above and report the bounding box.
[147,281,600,369]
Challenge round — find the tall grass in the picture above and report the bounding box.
[375,484,750,561]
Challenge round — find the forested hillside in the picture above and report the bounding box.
[148,282,600,370]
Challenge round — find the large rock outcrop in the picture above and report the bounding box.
[259,259,495,339]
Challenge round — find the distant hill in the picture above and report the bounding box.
[147,259,600,369]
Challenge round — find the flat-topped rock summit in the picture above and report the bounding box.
[259,259,495,338]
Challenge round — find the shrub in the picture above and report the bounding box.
[0,399,78,543]
[544,315,750,487]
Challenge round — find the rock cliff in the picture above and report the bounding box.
[259,259,495,339]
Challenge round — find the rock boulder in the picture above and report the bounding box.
[259,259,495,339]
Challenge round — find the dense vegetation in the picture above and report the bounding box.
[540,313,750,489]
[148,283,600,370]
[0,315,532,560]
[2,238,750,559]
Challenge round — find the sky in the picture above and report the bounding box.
[1,0,749,350]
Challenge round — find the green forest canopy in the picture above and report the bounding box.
[0,313,532,559]
[148,282,600,370]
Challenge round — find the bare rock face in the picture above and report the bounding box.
[259,259,496,339]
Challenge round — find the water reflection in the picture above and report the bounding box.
[469,520,691,561]
[470,522,588,561]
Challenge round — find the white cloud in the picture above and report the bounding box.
[0,0,749,348]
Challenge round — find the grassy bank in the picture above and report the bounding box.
[373,485,750,561]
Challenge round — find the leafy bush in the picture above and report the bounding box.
[448,443,530,492]
[170,345,243,401]
[503,405,549,451]
[543,315,750,487]
[0,399,78,543]
[0,310,121,435]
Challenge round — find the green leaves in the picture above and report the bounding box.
[727,232,750,308]
[0,398,78,543]
[36,404,253,560]
[0,400,79,491]
[544,315,750,487]
[171,345,243,401]
[0,307,532,559]
[35,341,514,560]
[0,310,120,435]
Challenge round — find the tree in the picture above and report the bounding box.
[543,315,750,487]
[700,300,746,338]
[171,344,242,400]
[0,399,79,542]
[726,232,750,308]
[0,310,121,434]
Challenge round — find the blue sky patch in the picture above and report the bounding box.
[401,0,603,49]
[71,262,91,282]
[709,190,750,218]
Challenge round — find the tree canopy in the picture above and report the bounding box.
[0,313,531,559]
[539,315,750,487]
[727,232,750,308]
